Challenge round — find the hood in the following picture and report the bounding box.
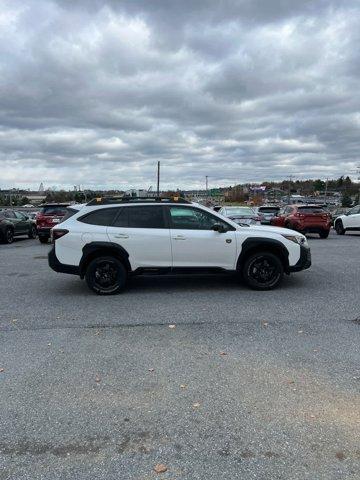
[237,224,305,237]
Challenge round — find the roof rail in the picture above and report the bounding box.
[86,196,191,206]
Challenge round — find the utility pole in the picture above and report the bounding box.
[287,175,293,205]
[205,175,208,194]
[157,161,160,197]
[325,178,328,203]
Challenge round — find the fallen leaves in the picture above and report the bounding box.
[219,351,227,356]
[0,368,4,373]
[180,384,187,389]
[95,376,101,383]
[148,368,155,372]
[154,463,168,474]
[168,324,176,329]
[192,402,201,408]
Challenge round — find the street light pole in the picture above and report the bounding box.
[157,161,160,197]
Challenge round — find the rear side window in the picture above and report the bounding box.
[79,208,120,226]
[128,206,165,229]
[40,206,68,216]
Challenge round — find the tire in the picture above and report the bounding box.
[285,222,297,231]
[3,228,14,244]
[85,256,127,295]
[28,225,37,239]
[335,220,345,235]
[319,230,329,239]
[242,251,284,290]
[39,236,49,244]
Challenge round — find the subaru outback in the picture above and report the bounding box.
[48,197,311,294]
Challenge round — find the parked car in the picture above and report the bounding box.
[0,209,37,244]
[329,206,349,226]
[218,206,261,226]
[334,205,360,235]
[270,204,331,238]
[49,197,311,294]
[36,203,70,243]
[254,206,280,224]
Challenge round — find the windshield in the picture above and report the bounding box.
[40,206,68,216]
[258,207,279,213]
[298,207,325,214]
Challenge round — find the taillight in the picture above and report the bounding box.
[52,229,68,242]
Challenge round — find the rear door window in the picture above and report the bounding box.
[79,208,120,226]
[127,206,165,229]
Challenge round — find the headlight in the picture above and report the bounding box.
[282,234,308,246]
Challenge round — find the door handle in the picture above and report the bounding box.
[114,234,129,239]
[173,235,186,240]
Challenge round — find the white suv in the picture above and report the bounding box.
[334,205,360,235]
[48,197,311,295]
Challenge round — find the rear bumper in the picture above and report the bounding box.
[37,227,51,237]
[289,245,311,272]
[48,247,80,275]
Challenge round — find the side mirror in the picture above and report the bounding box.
[212,223,227,233]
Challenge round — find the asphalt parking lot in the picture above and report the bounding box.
[1,231,359,480]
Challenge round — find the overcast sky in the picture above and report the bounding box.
[1,0,359,191]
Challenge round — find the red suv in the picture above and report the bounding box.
[36,203,70,243]
[271,205,331,238]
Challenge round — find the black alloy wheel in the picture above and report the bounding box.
[242,252,284,290]
[335,220,345,235]
[28,225,37,239]
[85,256,127,295]
[5,228,14,244]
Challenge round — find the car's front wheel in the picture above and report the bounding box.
[335,220,345,235]
[39,236,49,244]
[85,256,127,295]
[242,251,284,290]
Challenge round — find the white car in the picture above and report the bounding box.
[218,206,261,226]
[334,205,360,235]
[49,197,311,294]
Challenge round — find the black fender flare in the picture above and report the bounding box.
[237,237,290,273]
[79,242,131,278]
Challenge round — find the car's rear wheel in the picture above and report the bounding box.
[4,228,14,244]
[39,236,49,244]
[335,220,345,235]
[85,256,127,295]
[319,229,329,239]
[28,225,37,239]
[242,251,284,290]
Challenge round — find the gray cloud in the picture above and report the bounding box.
[0,0,359,190]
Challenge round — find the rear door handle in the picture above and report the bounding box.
[114,234,129,239]
[173,235,186,240]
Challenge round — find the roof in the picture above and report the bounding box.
[86,196,191,206]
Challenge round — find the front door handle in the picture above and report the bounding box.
[114,234,129,239]
[173,235,186,240]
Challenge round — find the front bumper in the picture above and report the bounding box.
[289,245,311,272]
[48,247,80,275]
